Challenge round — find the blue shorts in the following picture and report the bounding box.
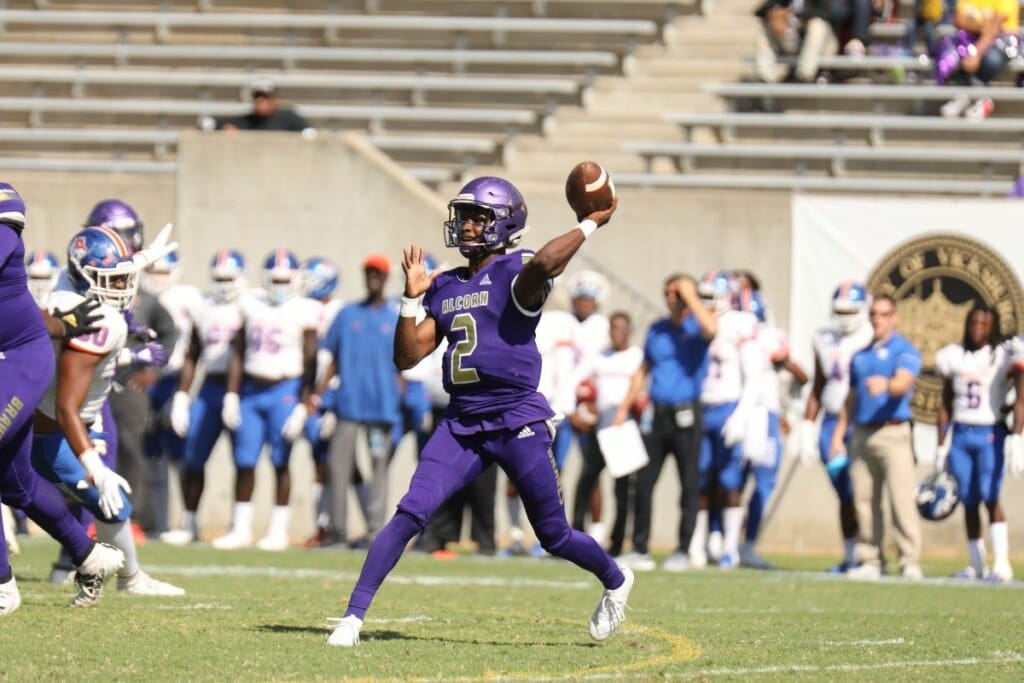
[819,413,853,502]
[700,401,743,492]
[146,373,185,461]
[234,377,302,469]
[31,431,132,523]
[947,423,1006,507]
[183,377,235,472]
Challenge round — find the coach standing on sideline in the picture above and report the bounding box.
[832,293,923,581]
[613,274,716,572]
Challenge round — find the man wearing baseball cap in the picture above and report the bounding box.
[314,253,401,547]
[214,78,314,133]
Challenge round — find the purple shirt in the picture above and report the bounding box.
[423,251,554,434]
[0,225,47,349]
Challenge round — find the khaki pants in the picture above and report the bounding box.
[850,423,922,569]
[754,17,838,83]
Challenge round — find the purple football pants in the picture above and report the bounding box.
[0,341,95,579]
[344,419,624,620]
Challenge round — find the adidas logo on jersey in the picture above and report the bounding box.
[480,274,492,286]
[516,425,535,439]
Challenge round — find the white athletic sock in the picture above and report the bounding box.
[182,510,197,537]
[232,502,254,537]
[267,505,290,538]
[723,507,744,558]
[95,520,140,579]
[689,510,708,557]
[843,538,857,565]
[990,522,1009,564]
[967,538,987,576]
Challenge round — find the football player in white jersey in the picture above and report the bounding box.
[691,270,762,570]
[213,249,318,551]
[299,256,346,546]
[733,274,808,569]
[33,227,184,597]
[937,304,1013,582]
[139,251,203,535]
[25,248,61,306]
[800,282,874,573]
[161,249,247,545]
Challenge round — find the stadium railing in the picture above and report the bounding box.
[611,171,1013,195]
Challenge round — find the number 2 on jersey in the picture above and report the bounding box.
[450,313,480,385]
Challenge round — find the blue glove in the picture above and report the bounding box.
[826,453,849,480]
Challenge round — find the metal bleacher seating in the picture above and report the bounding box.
[0,1,700,186]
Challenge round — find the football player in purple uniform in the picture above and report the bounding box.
[324,176,629,647]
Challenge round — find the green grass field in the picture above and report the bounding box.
[2,537,1022,681]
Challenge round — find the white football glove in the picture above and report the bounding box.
[170,391,191,438]
[935,432,952,472]
[317,410,338,441]
[723,410,747,447]
[222,392,242,431]
[281,403,308,441]
[132,222,178,272]
[79,448,132,520]
[1006,433,1024,480]
[799,419,819,466]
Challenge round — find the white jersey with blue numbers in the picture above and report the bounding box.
[935,342,1011,425]
[701,309,759,405]
[756,324,790,413]
[39,290,128,425]
[189,295,244,376]
[813,323,874,415]
[158,283,204,374]
[239,290,319,381]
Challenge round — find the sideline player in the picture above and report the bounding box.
[800,282,873,572]
[937,304,1013,582]
[324,176,630,647]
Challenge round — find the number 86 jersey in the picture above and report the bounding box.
[934,341,1011,425]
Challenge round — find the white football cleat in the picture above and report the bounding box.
[257,533,290,552]
[117,570,186,596]
[706,531,724,564]
[661,552,691,573]
[327,615,363,647]
[589,565,634,642]
[212,530,253,550]
[0,576,21,616]
[159,528,195,546]
[846,563,882,581]
[72,542,125,607]
[986,561,1014,583]
[952,565,982,580]
[615,551,656,572]
[2,505,19,556]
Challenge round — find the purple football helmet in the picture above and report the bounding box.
[84,199,144,254]
[0,182,26,229]
[444,176,528,259]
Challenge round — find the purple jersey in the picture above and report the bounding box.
[0,225,47,349]
[423,251,553,433]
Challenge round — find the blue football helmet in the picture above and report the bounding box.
[209,249,246,303]
[141,250,180,295]
[916,471,959,522]
[302,257,339,300]
[698,269,736,313]
[84,199,144,254]
[67,227,138,311]
[0,182,26,229]
[566,270,609,304]
[263,248,301,304]
[444,176,528,259]
[25,249,61,306]
[831,281,870,334]
[738,289,767,322]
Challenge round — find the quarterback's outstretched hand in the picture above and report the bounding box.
[402,244,441,298]
[585,195,618,228]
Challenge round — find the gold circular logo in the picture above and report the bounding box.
[867,234,1024,424]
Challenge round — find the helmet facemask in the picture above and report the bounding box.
[82,261,138,311]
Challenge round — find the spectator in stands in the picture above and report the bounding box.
[754,0,840,83]
[832,294,923,580]
[213,79,314,133]
[831,0,880,57]
[937,0,1020,119]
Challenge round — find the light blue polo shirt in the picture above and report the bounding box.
[644,313,711,406]
[849,332,922,425]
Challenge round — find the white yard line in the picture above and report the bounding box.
[670,652,1024,679]
[823,637,907,646]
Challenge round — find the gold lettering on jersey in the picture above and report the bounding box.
[0,395,24,438]
[868,234,1024,424]
[440,291,489,315]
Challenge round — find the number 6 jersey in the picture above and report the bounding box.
[934,342,1011,425]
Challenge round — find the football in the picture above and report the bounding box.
[564,161,616,220]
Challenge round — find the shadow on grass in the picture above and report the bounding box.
[254,625,599,648]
